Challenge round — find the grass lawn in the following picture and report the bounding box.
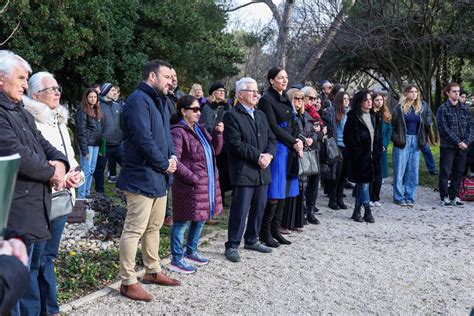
[387,143,440,189]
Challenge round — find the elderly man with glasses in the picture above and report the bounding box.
[223,77,277,263]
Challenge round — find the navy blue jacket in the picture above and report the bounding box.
[117,82,175,198]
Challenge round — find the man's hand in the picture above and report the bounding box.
[49,160,66,191]
[215,122,224,133]
[258,153,272,169]
[166,158,177,174]
[458,142,468,150]
[306,138,314,147]
[0,238,28,266]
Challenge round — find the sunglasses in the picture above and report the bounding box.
[306,96,316,101]
[294,97,304,101]
[185,107,201,113]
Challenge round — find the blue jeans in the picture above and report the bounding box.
[354,183,370,208]
[78,146,99,198]
[15,217,67,316]
[17,241,46,316]
[392,135,420,203]
[170,220,205,262]
[421,143,436,172]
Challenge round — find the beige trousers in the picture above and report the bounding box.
[119,191,167,285]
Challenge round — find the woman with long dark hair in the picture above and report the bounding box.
[258,67,304,247]
[343,90,382,223]
[76,88,104,198]
[170,95,224,273]
[369,92,392,207]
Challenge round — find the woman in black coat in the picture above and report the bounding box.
[258,67,304,247]
[343,90,382,223]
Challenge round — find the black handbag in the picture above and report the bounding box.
[298,149,320,176]
[50,189,74,220]
[324,137,342,163]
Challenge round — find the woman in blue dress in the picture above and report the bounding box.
[258,67,304,247]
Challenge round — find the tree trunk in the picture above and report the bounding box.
[297,0,355,82]
[274,0,294,69]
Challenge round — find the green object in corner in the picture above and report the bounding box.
[0,153,21,239]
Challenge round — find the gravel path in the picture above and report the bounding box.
[70,179,473,314]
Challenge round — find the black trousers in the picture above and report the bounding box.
[328,147,348,201]
[305,174,320,211]
[225,185,268,249]
[369,179,382,202]
[93,144,123,193]
[439,148,467,200]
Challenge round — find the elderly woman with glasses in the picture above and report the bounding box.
[169,95,224,274]
[22,71,84,315]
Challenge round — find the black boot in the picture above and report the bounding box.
[306,206,320,225]
[259,202,279,247]
[328,199,340,210]
[336,198,347,209]
[351,205,363,222]
[363,204,375,223]
[270,200,291,245]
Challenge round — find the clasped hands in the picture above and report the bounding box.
[258,153,273,169]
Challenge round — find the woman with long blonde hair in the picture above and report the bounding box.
[390,84,429,207]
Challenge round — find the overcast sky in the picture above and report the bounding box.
[226,0,281,31]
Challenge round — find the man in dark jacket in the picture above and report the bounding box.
[437,82,473,207]
[0,50,69,315]
[223,77,277,263]
[117,59,180,302]
[93,82,124,193]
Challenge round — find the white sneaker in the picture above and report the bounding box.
[450,197,465,208]
[369,201,375,207]
[440,197,452,207]
[374,201,382,207]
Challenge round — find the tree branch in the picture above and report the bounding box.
[0,0,10,14]
[224,0,265,12]
[0,20,20,46]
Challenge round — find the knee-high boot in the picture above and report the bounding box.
[271,200,291,245]
[259,202,279,248]
[351,204,363,222]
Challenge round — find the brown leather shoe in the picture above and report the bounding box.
[163,216,173,227]
[142,272,181,286]
[120,283,154,302]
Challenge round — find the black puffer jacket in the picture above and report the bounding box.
[75,110,103,156]
[0,92,69,243]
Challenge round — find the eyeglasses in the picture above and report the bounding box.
[306,96,316,101]
[241,89,259,94]
[215,89,225,93]
[185,107,201,113]
[38,86,62,94]
[294,97,304,101]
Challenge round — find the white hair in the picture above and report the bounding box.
[235,77,257,93]
[0,50,32,76]
[301,86,317,96]
[27,71,55,97]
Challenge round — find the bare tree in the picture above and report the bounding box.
[225,0,295,69]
